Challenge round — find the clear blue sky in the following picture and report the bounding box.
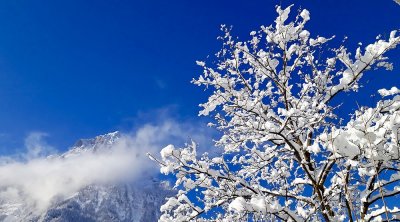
[0,0,399,154]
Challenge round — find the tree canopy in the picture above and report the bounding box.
[150,5,400,222]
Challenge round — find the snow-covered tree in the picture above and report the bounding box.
[149,5,400,222]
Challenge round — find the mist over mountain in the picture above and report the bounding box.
[0,132,174,222]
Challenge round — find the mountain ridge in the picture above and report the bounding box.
[0,132,172,222]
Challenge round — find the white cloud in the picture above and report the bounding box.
[0,118,216,215]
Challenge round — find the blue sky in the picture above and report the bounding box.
[0,0,399,154]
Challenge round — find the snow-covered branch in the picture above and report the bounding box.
[151,4,400,222]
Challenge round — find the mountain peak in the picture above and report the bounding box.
[0,131,174,222]
[63,131,122,157]
[73,131,121,148]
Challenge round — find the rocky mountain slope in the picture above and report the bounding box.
[0,132,173,222]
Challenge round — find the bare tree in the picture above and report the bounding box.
[149,5,400,222]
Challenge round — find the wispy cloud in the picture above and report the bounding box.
[23,132,55,159]
[0,115,216,215]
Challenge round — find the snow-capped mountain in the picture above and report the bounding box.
[36,180,173,222]
[0,132,173,222]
